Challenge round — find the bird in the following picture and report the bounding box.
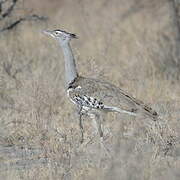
[43,29,158,144]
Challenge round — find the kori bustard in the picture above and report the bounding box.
[43,29,158,143]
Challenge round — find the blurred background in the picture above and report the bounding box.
[0,0,180,179]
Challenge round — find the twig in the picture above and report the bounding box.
[0,14,47,32]
[0,0,18,20]
[172,0,180,40]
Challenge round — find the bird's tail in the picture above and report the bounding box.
[141,104,159,121]
[103,105,159,121]
[103,106,137,116]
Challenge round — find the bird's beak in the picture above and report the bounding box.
[42,30,54,37]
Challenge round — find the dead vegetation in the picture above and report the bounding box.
[0,0,180,179]
[0,0,47,32]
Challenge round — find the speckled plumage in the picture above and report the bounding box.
[67,76,158,119]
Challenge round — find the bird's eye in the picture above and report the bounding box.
[55,31,59,35]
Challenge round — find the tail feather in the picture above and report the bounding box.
[103,105,158,121]
[143,104,158,116]
[103,106,137,116]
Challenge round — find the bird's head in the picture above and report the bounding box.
[43,29,77,45]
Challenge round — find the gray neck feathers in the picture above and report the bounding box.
[60,42,78,88]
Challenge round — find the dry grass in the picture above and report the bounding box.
[0,0,180,179]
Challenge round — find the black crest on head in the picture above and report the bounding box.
[70,33,77,39]
[54,29,77,39]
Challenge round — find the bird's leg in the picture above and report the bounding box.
[91,112,110,156]
[95,114,104,138]
[78,106,84,144]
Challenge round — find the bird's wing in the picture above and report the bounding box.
[71,76,158,118]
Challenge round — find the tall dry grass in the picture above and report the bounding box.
[0,0,180,179]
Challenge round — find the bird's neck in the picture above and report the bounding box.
[60,42,78,88]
